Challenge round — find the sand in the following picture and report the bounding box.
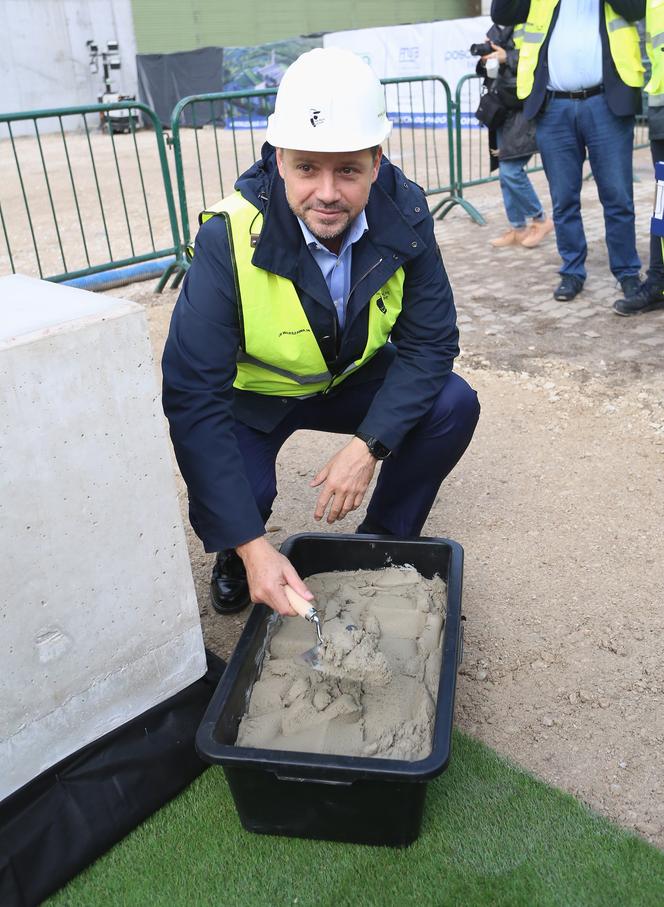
[235,566,447,760]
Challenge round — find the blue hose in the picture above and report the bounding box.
[63,256,176,292]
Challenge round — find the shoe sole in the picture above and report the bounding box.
[613,300,664,316]
[554,291,583,301]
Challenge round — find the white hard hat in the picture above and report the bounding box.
[266,47,392,152]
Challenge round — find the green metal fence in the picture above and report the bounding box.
[0,84,654,292]
[169,86,278,276]
[169,76,460,278]
[0,101,182,285]
[453,73,544,225]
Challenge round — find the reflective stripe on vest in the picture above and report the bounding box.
[198,192,406,397]
[646,0,664,99]
[513,23,526,49]
[516,0,644,100]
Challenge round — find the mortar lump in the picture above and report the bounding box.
[236,566,446,760]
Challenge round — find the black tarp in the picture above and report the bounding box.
[0,651,225,907]
[137,47,225,127]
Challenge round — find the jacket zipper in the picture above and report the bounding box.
[322,256,384,395]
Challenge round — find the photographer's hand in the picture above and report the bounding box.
[485,43,507,64]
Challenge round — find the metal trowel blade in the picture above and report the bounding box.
[297,641,323,670]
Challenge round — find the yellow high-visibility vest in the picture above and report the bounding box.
[646,0,664,102]
[516,0,644,99]
[199,192,405,397]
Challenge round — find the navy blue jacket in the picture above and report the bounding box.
[162,145,459,552]
[491,0,645,119]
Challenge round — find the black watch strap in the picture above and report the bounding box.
[355,431,391,460]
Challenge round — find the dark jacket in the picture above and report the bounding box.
[477,23,538,170]
[491,0,646,119]
[162,145,459,552]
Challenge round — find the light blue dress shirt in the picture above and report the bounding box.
[297,211,369,329]
[547,0,603,92]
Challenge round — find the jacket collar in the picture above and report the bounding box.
[245,151,426,295]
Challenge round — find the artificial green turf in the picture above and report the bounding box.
[47,731,664,907]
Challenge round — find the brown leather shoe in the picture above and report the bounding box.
[490,227,527,248]
[521,217,554,248]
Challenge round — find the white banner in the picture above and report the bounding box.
[324,16,491,127]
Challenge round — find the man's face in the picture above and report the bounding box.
[276,147,382,252]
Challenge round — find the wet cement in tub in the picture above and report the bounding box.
[236,566,446,760]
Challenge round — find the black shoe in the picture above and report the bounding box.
[554,275,584,301]
[613,283,664,316]
[619,274,642,300]
[210,549,250,614]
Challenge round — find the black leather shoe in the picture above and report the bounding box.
[613,283,664,316]
[619,274,642,300]
[210,549,250,615]
[553,275,584,301]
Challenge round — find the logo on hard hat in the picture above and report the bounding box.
[309,108,325,127]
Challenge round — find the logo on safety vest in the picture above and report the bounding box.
[279,328,312,337]
[309,108,325,127]
[375,296,387,314]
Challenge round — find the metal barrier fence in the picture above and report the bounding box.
[0,84,654,289]
[454,73,652,225]
[169,86,277,273]
[0,101,182,284]
[169,76,459,276]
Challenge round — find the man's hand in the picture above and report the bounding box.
[236,536,313,615]
[310,436,377,524]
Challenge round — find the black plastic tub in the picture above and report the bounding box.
[196,532,464,847]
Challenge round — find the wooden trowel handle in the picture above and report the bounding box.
[284,585,316,620]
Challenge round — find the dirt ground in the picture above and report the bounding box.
[4,122,662,849]
[105,154,664,851]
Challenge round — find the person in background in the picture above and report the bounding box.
[492,0,645,303]
[614,0,664,315]
[479,24,554,249]
[162,49,480,617]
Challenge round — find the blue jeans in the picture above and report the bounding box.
[231,372,480,538]
[496,132,543,228]
[535,92,640,281]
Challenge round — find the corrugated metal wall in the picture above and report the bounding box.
[131,0,480,54]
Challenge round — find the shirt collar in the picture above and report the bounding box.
[297,209,368,256]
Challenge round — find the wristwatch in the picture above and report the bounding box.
[355,431,391,460]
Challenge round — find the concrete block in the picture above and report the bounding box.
[0,275,206,800]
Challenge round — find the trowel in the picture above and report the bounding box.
[285,585,324,668]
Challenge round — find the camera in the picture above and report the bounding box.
[470,42,493,56]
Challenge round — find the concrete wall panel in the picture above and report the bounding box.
[1,0,137,134]
[0,274,206,800]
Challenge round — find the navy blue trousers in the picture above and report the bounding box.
[231,372,480,538]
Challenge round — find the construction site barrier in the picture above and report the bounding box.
[0,85,654,291]
[0,101,182,287]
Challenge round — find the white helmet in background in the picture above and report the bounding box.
[266,47,392,152]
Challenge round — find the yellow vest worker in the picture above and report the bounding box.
[162,47,480,616]
[614,0,664,314]
[491,0,644,301]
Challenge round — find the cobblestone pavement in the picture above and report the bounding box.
[435,146,664,381]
